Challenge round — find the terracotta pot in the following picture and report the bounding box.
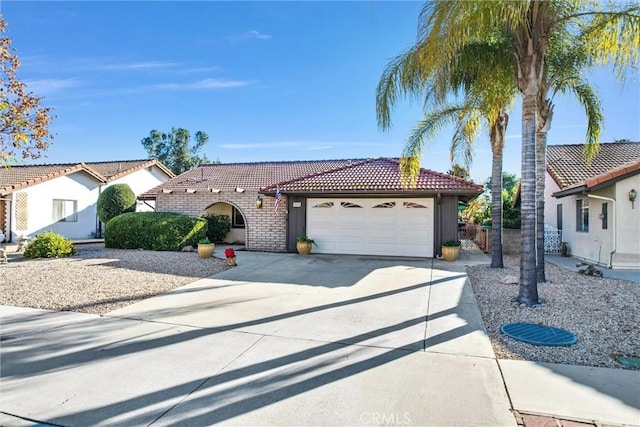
[226,256,237,266]
[198,243,215,259]
[441,245,460,262]
[296,241,313,255]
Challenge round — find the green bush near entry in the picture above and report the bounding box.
[105,212,207,251]
[201,214,231,242]
[97,184,137,224]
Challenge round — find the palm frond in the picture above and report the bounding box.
[401,105,464,187]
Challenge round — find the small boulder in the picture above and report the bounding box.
[181,245,196,252]
[501,275,519,285]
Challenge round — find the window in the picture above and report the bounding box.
[232,206,245,228]
[312,202,334,208]
[556,204,563,230]
[576,197,589,232]
[601,203,608,230]
[340,201,363,208]
[53,199,78,222]
[403,201,427,209]
[372,202,395,208]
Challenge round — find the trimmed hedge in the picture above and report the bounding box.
[24,231,75,258]
[97,184,137,224]
[105,212,207,251]
[202,214,231,243]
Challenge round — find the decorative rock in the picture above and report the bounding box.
[181,246,196,252]
[501,275,519,284]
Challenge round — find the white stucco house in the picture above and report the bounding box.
[544,142,640,269]
[0,159,174,243]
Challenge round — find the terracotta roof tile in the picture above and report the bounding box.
[0,159,172,195]
[143,157,482,199]
[547,142,640,189]
[261,158,483,193]
[142,159,359,196]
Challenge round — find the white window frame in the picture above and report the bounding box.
[53,199,78,222]
[576,197,589,232]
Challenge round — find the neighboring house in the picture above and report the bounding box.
[544,142,640,269]
[140,158,483,257]
[0,159,174,243]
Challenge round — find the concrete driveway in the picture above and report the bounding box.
[0,251,515,426]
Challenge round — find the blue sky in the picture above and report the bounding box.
[2,1,639,183]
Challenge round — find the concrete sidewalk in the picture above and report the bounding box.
[1,250,638,426]
[546,254,640,283]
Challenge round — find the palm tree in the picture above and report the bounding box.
[535,34,604,283]
[377,36,517,268]
[403,0,638,306]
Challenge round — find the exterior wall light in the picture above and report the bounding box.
[629,188,637,209]
[256,195,263,209]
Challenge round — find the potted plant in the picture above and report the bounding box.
[441,240,461,261]
[295,236,316,256]
[197,238,215,259]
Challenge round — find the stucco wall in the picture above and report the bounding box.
[110,166,168,213]
[155,191,288,252]
[613,175,640,268]
[10,171,100,240]
[552,174,640,268]
[544,172,562,229]
[5,166,172,242]
[109,166,169,196]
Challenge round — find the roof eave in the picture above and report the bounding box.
[0,164,107,195]
[552,185,588,198]
[260,189,483,197]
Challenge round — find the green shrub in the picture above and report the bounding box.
[105,212,207,251]
[97,184,137,224]
[23,231,75,258]
[202,214,231,243]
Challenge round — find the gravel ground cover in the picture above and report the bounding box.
[467,255,640,369]
[0,244,229,314]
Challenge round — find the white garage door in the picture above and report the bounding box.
[306,198,434,257]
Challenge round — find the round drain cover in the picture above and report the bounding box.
[500,322,577,346]
[617,356,640,368]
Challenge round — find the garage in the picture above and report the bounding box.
[306,198,434,257]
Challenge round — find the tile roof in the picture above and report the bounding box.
[0,159,173,195]
[142,157,483,199]
[261,158,483,194]
[547,142,640,189]
[141,159,359,197]
[85,159,174,181]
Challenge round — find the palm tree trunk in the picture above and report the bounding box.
[490,118,506,268]
[518,94,539,305]
[536,129,547,283]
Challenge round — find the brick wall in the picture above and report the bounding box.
[155,191,288,252]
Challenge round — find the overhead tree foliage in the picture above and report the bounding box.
[0,16,54,165]
[482,172,522,229]
[378,0,638,306]
[377,29,517,269]
[141,127,210,175]
[447,164,470,180]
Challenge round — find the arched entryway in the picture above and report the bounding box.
[201,201,248,245]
